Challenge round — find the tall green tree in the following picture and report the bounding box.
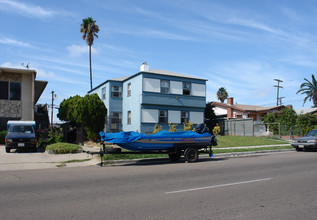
[296,74,317,107]
[58,94,107,140]
[216,87,228,103]
[80,17,99,90]
[296,113,317,136]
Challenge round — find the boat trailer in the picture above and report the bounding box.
[86,136,217,166]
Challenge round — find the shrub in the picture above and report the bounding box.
[183,120,195,131]
[153,124,162,134]
[47,127,63,144]
[168,123,177,132]
[0,131,7,144]
[46,142,82,154]
[212,123,220,136]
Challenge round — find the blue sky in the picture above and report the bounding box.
[1,0,316,123]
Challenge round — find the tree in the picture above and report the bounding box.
[204,102,217,133]
[277,108,297,127]
[216,87,228,103]
[296,74,317,107]
[296,113,317,136]
[262,112,279,135]
[58,94,107,140]
[80,17,99,90]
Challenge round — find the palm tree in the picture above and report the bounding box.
[216,87,228,103]
[80,17,99,90]
[297,74,317,107]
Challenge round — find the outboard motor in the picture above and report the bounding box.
[196,123,209,134]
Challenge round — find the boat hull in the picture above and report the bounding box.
[100,130,212,151]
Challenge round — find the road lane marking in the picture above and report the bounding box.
[165,178,272,194]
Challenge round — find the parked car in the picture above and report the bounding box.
[291,129,317,151]
[5,121,37,153]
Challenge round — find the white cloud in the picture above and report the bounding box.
[36,69,55,78]
[1,62,22,68]
[0,0,73,19]
[0,36,33,48]
[66,44,98,57]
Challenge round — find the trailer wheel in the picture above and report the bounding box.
[169,152,181,162]
[185,147,198,163]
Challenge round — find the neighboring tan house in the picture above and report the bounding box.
[88,63,207,134]
[211,97,285,121]
[0,67,48,130]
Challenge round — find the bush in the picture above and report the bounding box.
[0,131,7,144]
[168,123,177,132]
[46,142,82,154]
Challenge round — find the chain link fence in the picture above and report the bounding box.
[219,118,302,139]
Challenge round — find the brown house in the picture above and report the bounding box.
[0,67,47,130]
[211,97,285,121]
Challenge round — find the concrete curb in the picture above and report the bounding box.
[101,148,295,165]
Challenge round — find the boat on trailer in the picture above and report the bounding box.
[96,125,217,164]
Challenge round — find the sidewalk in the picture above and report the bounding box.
[0,144,100,171]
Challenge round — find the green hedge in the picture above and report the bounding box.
[0,131,7,144]
[46,142,82,154]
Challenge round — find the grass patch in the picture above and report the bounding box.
[46,142,82,154]
[103,153,166,161]
[56,159,91,167]
[216,136,289,148]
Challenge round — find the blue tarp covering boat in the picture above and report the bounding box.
[100,130,212,151]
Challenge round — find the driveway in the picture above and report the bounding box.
[0,144,100,171]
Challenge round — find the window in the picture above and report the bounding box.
[111,85,122,98]
[127,83,131,97]
[181,111,188,123]
[101,87,106,100]
[159,110,167,123]
[127,111,131,124]
[111,112,122,123]
[0,81,8,100]
[10,82,21,100]
[183,82,191,95]
[161,80,169,94]
[0,81,21,100]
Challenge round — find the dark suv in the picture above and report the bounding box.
[291,129,317,151]
[5,122,37,153]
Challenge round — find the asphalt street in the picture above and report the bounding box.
[1,150,317,219]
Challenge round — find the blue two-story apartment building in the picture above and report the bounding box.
[88,63,207,134]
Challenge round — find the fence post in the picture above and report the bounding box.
[278,122,281,138]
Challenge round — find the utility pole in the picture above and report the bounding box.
[51,91,56,127]
[278,96,285,106]
[274,79,283,106]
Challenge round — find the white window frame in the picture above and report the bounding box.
[101,87,106,100]
[159,110,168,123]
[111,85,122,98]
[183,82,191,95]
[161,80,170,94]
[181,111,189,124]
[127,111,131,124]
[127,83,131,97]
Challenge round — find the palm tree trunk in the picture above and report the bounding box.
[89,45,92,90]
